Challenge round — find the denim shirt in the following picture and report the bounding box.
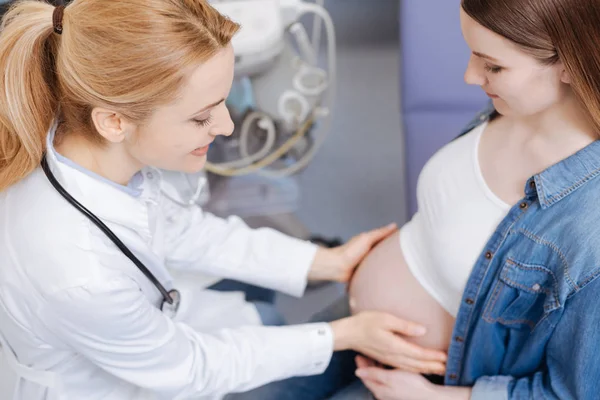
[447,103,600,400]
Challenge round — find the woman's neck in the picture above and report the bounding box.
[508,93,597,147]
[54,133,142,186]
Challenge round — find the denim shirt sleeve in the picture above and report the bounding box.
[470,274,600,400]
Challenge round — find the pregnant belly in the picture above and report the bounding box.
[348,231,455,351]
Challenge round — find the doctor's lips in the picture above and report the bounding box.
[191,143,212,156]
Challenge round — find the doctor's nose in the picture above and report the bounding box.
[210,104,235,138]
[464,55,486,86]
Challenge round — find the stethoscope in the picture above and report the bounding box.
[40,154,181,318]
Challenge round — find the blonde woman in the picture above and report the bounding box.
[0,1,449,399]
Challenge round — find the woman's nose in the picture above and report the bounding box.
[464,55,486,86]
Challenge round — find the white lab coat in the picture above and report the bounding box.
[0,130,334,400]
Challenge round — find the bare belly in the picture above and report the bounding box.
[348,231,455,351]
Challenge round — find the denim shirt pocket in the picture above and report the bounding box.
[483,259,560,331]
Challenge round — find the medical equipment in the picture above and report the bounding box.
[205,0,336,178]
[211,0,285,77]
[40,155,181,317]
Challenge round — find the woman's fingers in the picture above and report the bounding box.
[383,354,446,376]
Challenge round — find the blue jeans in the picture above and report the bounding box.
[208,279,285,326]
[226,296,369,400]
[209,279,276,304]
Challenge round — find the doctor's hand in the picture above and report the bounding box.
[329,311,447,376]
[308,223,397,283]
[355,356,472,400]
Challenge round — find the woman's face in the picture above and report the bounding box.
[459,9,571,117]
[124,45,236,174]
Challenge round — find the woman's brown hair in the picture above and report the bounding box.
[462,0,600,131]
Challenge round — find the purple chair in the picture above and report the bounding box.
[400,0,488,216]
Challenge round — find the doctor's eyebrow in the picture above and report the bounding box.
[190,98,225,117]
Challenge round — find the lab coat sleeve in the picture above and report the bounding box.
[162,203,318,297]
[44,276,334,399]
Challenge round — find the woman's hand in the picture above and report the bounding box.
[355,356,472,400]
[308,223,397,283]
[329,311,447,376]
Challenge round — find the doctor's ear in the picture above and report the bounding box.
[91,108,136,143]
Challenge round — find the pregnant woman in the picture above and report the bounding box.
[232,0,600,399]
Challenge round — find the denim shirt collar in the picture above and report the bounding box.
[535,140,600,209]
[469,102,600,210]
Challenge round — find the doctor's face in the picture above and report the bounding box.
[126,45,235,173]
[460,9,570,117]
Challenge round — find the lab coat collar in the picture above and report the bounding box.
[44,122,157,240]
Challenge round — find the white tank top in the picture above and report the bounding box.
[400,122,511,317]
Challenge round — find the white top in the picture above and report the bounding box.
[400,122,511,317]
[0,125,333,400]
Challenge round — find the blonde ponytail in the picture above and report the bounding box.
[0,1,58,191]
[0,0,239,192]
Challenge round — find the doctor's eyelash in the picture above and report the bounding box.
[194,115,213,127]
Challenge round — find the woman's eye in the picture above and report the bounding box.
[193,115,213,127]
[484,64,503,74]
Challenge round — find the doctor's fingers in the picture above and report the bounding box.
[360,339,446,375]
[385,336,447,364]
[364,223,398,244]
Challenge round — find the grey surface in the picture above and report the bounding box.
[280,0,403,322]
[296,0,404,242]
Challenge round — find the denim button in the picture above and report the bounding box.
[455,336,464,343]
[520,202,528,209]
[485,251,493,259]
[532,283,541,291]
[466,298,474,305]
[529,180,536,189]
[479,114,486,121]
[449,373,458,380]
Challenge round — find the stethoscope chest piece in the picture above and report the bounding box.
[161,289,181,319]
